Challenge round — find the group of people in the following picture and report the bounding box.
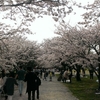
[1,66,41,100]
[59,69,72,83]
[42,71,54,81]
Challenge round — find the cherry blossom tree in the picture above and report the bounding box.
[78,0,100,27]
[0,34,41,72]
[53,22,100,88]
[40,20,100,86]
[0,0,74,25]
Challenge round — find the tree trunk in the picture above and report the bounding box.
[76,65,81,81]
[76,71,81,81]
[98,56,100,90]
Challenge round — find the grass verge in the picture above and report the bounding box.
[56,74,100,100]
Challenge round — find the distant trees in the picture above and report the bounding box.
[0,34,41,71]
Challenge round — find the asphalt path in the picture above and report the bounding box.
[0,76,79,100]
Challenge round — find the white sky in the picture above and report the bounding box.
[0,0,94,43]
[26,0,94,43]
[26,16,58,43]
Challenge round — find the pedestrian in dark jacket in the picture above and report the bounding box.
[4,72,18,100]
[24,67,37,100]
[35,72,41,100]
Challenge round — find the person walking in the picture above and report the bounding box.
[24,67,38,100]
[89,69,94,79]
[4,72,18,100]
[68,69,72,83]
[35,72,41,100]
[49,71,52,81]
[1,71,8,100]
[15,66,26,96]
[1,69,6,79]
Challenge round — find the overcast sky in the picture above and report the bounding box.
[26,16,58,43]
[26,0,94,43]
[0,0,94,43]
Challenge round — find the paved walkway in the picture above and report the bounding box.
[0,76,79,100]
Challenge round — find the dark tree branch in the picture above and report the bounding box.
[0,0,60,7]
